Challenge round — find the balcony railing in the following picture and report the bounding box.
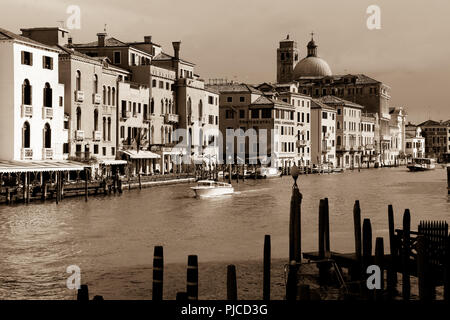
[102,105,111,115]
[165,113,179,124]
[75,130,84,141]
[21,148,33,160]
[42,148,53,160]
[42,107,53,119]
[93,93,101,104]
[75,90,84,102]
[93,130,101,141]
[22,104,33,117]
[296,140,308,148]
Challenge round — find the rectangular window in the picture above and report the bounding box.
[102,147,106,156]
[261,109,271,119]
[21,51,33,66]
[240,96,245,102]
[208,96,214,104]
[225,109,234,119]
[42,56,53,69]
[94,144,99,154]
[114,51,121,64]
[251,109,259,119]
[227,97,232,103]
[322,112,327,119]
[59,96,63,107]
[63,143,69,154]
[120,126,125,139]
[239,110,245,118]
[111,147,115,156]
[307,113,310,123]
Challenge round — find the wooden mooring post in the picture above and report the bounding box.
[289,165,302,262]
[286,260,297,301]
[402,209,411,300]
[186,255,198,300]
[362,218,373,299]
[352,200,362,280]
[84,168,88,202]
[375,237,384,301]
[77,284,89,301]
[263,234,271,300]
[387,204,398,297]
[227,264,237,300]
[152,246,164,300]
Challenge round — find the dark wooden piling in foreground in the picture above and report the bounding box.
[352,200,362,280]
[375,237,384,301]
[152,246,164,300]
[92,295,104,301]
[318,199,326,260]
[444,236,450,301]
[387,204,397,296]
[417,235,432,301]
[298,284,311,300]
[286,260,297,301]
[289,167,302,262]
[263,235,271,300]
[402,209,411,300]
[187,255,198,300]
[227,264,237,300]
[138,173,142,190]
[77,284,89,301]
[362,218,372,272]
[324,198,330,254]
[176,292,188,301]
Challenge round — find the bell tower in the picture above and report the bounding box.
[277,35,299,83]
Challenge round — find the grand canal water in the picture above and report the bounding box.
[0,167,448,299]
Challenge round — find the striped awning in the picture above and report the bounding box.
[121,150,160,159]
[0,160,85,173]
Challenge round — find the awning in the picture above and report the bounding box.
[0,160,85,173]
[121,150,161,159]
[99,159,128,165]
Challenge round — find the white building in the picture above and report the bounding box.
[311,99,336,167]
[0,28,65,161]
[405,124,425,159]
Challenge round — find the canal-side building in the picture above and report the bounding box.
[316,96,363,169]
[0,28,65,161]
[405,123,425,160]
[359,113,377,167]
[208,82,301,169]
[387,107,407,165]
[276,34,393,164]
[256,82,312,166]
[311,99,336,167]
[418,119,450,162]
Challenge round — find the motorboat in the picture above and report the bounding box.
[407,158,436,171]
[255,167,281,179]
[191,180,234,198]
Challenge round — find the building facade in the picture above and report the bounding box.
[419,120,450,162]
[405,123,425,160]
[311,99,336,167]
[0,28,65,161]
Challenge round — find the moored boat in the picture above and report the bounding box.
[407,158,436,171]
[191,180,234,198]
[255,167,281,179]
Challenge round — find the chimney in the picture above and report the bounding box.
[97,32,107,47]
[144,36,152,44]
[172,41,181,60]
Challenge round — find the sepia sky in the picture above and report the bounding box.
[2,0,449,123]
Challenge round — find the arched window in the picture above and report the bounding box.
[93,74,98,94]
[151,125,154,144]
[76,107,81,130]
[187,98,192,117]
[102,86,106,104]
[198,100,203,119]
[22,122,30,148]
[165,127,168,144]
[161,126,165,144]
[102,117,106,141]
[168,100,172,114]
[107,117,111,141]
[43,82,52,108]
[43,123,51,148]
[76,71,81,91]
[112,87,116,106]
[168,127,172,143]
[22,79,32,105]
[141,57,146,65]
[94,109,99,131]
[160,99,164,115]
[150,99,155,114]
[188,128,193,146]
[107,87,111,105]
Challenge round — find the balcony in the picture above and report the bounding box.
[296,140,308,148]
[365,144,374,151]
[42,148,53,160]
[165,113,179,124]
[42,107,53,119]
[75,90,84,102]
[321,141,332,153]
[102,105,111,115]
[121,110,131,120]
[93,93,101,104]
[75,130,84,141]
[93,130,101,141]
[75,151,92,162]
[21,148,33,160]
[21,104,33,117]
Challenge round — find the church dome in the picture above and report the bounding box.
[293,34,332,78]
[293,56,332,78]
